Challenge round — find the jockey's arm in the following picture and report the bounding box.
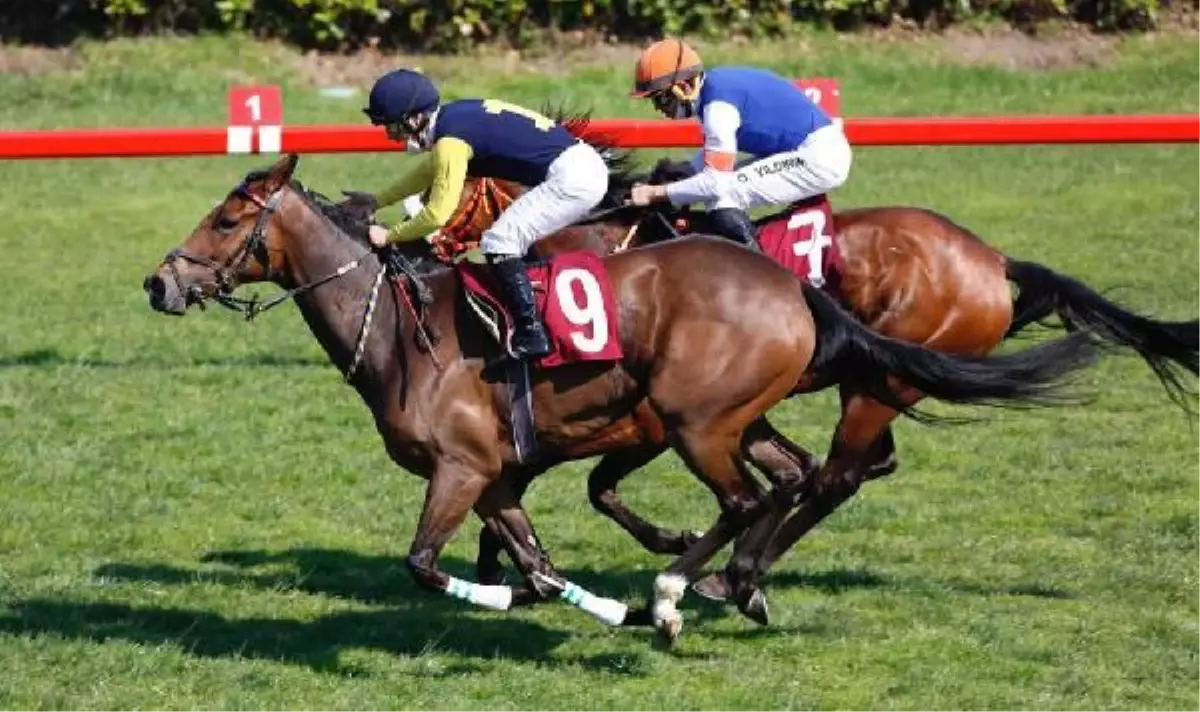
[378,137,473,242]
[664,101,740,206]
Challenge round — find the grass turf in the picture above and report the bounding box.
[0,30,1196,709]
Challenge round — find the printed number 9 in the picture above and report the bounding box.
[803,87,822,106]
[483,99,555,131]
[556,268,608,353]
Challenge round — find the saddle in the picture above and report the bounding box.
[455,250,624,464]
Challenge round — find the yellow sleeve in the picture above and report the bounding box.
[376,152,436,209]
[386,137,474,243]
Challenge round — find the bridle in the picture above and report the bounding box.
[156,182,390,380]
[158,184,377,320]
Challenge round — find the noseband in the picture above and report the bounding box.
[159,185,284,317]
[157,182,438,381]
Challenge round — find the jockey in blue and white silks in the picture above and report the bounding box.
[628,38,852,249]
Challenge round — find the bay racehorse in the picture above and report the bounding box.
[143,154,1101,641]
[419,158,1198,613]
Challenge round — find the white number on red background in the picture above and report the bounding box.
[788,209,833,286]
[803,87,822,105]
[245,94,262,123]
[555,268,609,353]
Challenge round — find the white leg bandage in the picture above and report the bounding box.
[559,580,628,626]
[444,575,514,611]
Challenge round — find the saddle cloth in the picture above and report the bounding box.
[455,250,623,368]
[755,194,844,289]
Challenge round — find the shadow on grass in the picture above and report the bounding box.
[95,547,658,609]
[0,596,589,676]
[764,568,1073,599]
[84,548,894,658]
[0,547,666,676]
[0,347,326,370]
[3,549,664,676]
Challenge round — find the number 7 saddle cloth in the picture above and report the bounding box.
[755,194,845,289]
[455,251,624,368]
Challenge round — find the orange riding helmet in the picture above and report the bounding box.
[632,38,704,98]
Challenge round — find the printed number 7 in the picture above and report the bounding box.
[483,99,555,132]
[788,209,832,287]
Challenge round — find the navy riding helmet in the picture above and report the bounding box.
[363,69,440,125]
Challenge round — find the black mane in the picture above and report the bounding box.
[545,104,643,209]
[240,168,445,275]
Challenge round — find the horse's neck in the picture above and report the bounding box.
[278,197,392,382]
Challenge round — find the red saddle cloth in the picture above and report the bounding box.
[455,251,623,368]
[755,194,844,288]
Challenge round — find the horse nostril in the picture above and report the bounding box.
[144,274,165,299]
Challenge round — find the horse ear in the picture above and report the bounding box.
[264,153,300,193]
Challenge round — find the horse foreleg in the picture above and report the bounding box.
[742,416,824,499]
[473,479,628,625]
[587,445,701,555]
[406,461,517,612]
[476,464,546,586]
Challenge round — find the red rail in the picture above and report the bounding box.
[0,114,1194,159]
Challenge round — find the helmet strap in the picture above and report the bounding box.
[666,75,703,119]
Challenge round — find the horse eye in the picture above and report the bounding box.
[215,216,239,235]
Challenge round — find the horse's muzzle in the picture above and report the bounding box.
[143,272,187,315]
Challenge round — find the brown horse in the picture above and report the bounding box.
[143,154,1100,641]
[432,165,1198,612]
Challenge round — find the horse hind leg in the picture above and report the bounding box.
[695,387,908,605]
[690,417,821,605]
[748,392,908,590]
[862,425,899,481]
[644,426,781,642]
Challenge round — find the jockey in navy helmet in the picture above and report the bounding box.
[627,38,852,250]
[357,69,610,360]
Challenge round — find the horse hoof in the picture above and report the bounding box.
[655,613,683,645]
[737,587,769,627]
[691,571,732,601]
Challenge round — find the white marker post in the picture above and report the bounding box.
[227,85,284,155]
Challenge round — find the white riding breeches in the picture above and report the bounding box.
[694,123,852,211]
[479,142,610,257]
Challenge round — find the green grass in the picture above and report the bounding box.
[0,31,1197,709]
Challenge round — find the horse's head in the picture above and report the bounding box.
[144,154,301,315]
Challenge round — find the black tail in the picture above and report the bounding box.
[1006,258,1198,411]
[803,282,1099,423]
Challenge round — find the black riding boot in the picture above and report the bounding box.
[488,255,552,359]
[708,208,762,252]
